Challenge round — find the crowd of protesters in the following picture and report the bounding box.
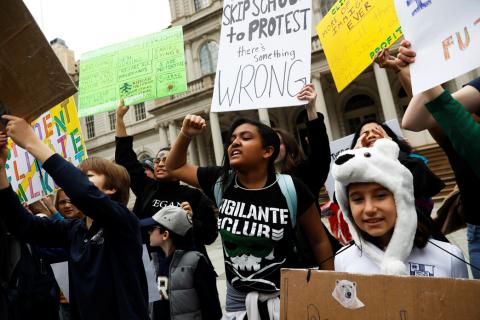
[0,35,479,320]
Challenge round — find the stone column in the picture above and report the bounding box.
[157,121,169,148]
[209,112,224,165]
[168,121,178,146]
[188,138,200,166]
[185,41,194,82]
[258,109,271,126]
[312,75,333,138]
[373,64,398,121]
[197,135,208,166]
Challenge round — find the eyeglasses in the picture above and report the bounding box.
[58,199,72,206]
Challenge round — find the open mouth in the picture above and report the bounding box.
[230,150,241,158]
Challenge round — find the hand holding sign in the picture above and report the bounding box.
[116,99,130,119]
[0,131,8,168]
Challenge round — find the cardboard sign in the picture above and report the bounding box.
[0,0,77,123]
[324,119,402,199]
[5,97,87,204]
[394,0,480,95]
[78,26,187,117]
[211,0,312,112]
[316,0,403,92]
[281,269,480,319]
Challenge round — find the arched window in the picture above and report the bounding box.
[321,0,337,16]
[194,0,210,12]
[199,41,219,75]
[343,94,378,134]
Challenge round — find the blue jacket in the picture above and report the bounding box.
[0,154,149,320]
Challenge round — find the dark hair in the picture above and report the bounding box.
[156,147,171,157]
[220,117,280,191]
[78,157,131,205]
[350,120,412,154]
[273,128,305,174]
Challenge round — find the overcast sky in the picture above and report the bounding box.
[24,0,172,59]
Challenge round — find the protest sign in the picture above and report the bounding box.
[394,0,480,95]
[316,0,403,92]
[0,0,77,123]
[281,269,480,319]
[78,26,187,117]
[211,0,312,112]
[5,97,87,204]
[324,119,402,199]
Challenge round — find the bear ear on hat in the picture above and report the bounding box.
[372,138,399,159]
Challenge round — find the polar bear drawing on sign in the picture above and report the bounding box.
[331,280,365,309]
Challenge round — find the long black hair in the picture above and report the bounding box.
[219,117,280,192]
[350,120,412,154]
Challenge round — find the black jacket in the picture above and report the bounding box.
[115,136,218,253]
[0,154,149,320]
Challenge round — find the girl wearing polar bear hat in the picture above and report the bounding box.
[332,138,467,278]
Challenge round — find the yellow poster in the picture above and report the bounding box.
[6,97,88,204]
[316,0,402,92]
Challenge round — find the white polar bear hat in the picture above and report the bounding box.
[332,138,417,275]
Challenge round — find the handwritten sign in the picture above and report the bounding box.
[78,26,187,117]
[317,0,403,92]
[394,0,480,94]
[211,0,312,112]
[6,97,87,204]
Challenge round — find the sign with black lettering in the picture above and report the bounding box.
[211,0,312,112]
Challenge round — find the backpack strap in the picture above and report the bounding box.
[276,174,297,227]
[213,171,234,208]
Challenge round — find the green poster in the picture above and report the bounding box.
[78,26,187,117]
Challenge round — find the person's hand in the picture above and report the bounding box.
[374,48,400,72]
[353,132,368,149]
[396,40,416,69]
[180,201,193,217]
[0,131,8,168]
[116,99,129,118]
[297,83,317,108]
[41,194,57,214]
[181,115,206,138]
[2,115,40,150]
[372,126,392,140]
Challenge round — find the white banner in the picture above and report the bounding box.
[211,0,312,112]
[394,0,480,94]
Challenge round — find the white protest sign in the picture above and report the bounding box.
[394,0,480,95]
[51,262,70,302]
[142,245,161,303]
[324,119,403,199]
[211,0,312,112]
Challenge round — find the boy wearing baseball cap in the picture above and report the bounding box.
[141,206,222,320]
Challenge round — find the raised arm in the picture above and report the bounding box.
[397,40,480,131]
[114,101,152,196]
[423,89,480,178]
[2,115,137,232]
[0,129,70,247]
[165,115,206,188]
[296,83,331,194]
